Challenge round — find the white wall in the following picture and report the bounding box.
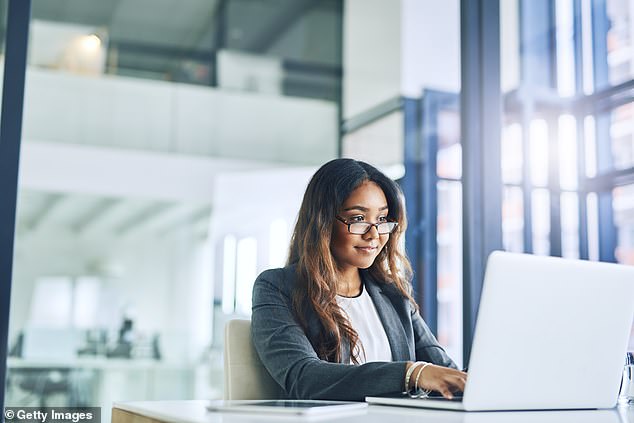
[342,111,404,168]
[343,0,402,119]
[344,0,461,115]
[401,0,461,96]
[20,68,338,165]
[342,0,460,167]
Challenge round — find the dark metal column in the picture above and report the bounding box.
[576,112,589,260]
[548,117,562,257]
[0,0,31,412]
[419,93,439,334]
[521,101,534,253]
[597,190,617,262]
[572,0,589,260]
[402,97,425,312]
[210,0,228,87]
[460,0,503,366]
[591,0,617,263]
[335,0,344,158]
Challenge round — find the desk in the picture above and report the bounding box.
[112,400,634,423]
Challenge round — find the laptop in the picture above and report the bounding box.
[367,251,634,411]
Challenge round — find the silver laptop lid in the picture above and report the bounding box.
[463,252,634,410]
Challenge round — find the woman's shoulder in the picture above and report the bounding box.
[254,264,298,294]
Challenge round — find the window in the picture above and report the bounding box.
[500,0,634,349]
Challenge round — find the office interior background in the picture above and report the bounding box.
[0,0,633,419]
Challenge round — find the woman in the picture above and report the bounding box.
[251,158,466,401]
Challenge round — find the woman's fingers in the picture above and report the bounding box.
[438,378,462,399]
[449,374,467,391]
[439,386,454,399]
[417,364,468,399]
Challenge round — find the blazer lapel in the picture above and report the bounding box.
[363,273,413,361]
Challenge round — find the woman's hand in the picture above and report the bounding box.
[413,364,467,399]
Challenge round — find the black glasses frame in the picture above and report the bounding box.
[335,215,398,235]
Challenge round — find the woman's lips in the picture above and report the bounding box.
[355,246,378,253]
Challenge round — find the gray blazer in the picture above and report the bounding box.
[251,264,457,401]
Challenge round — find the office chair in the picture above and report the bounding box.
[223,319,283,400]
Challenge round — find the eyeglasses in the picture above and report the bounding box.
[336,216,398,235]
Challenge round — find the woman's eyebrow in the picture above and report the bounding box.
[342,205,389,212]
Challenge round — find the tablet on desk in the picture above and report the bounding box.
[206,400,368,416]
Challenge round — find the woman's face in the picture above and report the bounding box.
[331,181,391,272]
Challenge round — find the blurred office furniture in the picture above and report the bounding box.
[77,329,108,357]
[9,328,82,407]
[107,318,134,359]
[7,357,195,423]
[223,319,282,400]
[7,368,74,407]
[22,327,79,360]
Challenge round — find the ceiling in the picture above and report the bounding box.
[28,0,340,64]
[32,0,221,49]
[16,190,212,240]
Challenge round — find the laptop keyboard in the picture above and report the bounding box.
[426,395,463,402]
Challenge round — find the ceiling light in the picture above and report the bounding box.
[80,34,101,52]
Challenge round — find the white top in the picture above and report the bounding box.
[336,284,392,364]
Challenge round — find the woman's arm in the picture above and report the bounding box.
[251,270,407,401]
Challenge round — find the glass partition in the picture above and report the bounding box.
[6,1,342,420]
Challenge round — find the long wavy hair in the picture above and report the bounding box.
[287,158,415,364]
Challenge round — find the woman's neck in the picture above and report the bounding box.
[337,267,362,297]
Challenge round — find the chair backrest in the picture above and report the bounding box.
[223,319,283,400]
